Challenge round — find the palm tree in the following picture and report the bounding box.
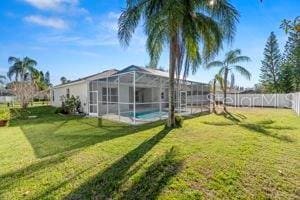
[29,69,46,90]
[206,49,251,111]
[7,57,37,82]
[280,17,300,34]
[118,0,239,127]
[211,73,223,113]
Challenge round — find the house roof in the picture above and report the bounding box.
[116,65,206,84]
[53,69,118,88]
[53,65,208,89]
[117,65,169,77]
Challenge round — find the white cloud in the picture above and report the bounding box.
[38,34,119,46]
[24,15,69,29]
[33,11,146,54]
[23,0,78,10]
[22,0,87,14]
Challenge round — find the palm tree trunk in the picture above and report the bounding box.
[213,78,216,113]
[167,34,177,127]
[223,68,228,112]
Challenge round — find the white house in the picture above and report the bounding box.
[51,65,210,124]
[51,69,118,113]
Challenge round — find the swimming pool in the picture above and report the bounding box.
[122,110,168,120]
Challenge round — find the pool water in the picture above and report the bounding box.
[122,110,168,120]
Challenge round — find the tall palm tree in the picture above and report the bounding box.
[7,56,37,82]
[0,75,6,84]
[118,0,239,127]
[206,49,251,111]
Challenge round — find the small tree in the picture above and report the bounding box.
[10,82,38,109]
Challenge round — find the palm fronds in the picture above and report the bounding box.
[206,61,223,69]
[234,65,251,80]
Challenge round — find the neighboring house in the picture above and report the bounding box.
[51,65,210,124]
[0,89,16,104]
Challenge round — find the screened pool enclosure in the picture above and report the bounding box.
[88,66,210,124]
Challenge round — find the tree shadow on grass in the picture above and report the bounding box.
[10,106,165,158]
[0,151,77,192]
[0,126,170,199]
[64,128,172,200]
[215,111,247,123]
[203,111,295,142]
[121,147,183,200]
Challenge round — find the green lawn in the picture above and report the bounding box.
[0,106,299,199]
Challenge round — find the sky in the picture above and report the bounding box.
[0,0,299,87]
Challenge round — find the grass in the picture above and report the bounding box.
[0,106,299,199]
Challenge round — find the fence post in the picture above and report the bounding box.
[298,93,300,116]
[275,93,277,109]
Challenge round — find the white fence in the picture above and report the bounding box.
[214,93,300,116]
[215,93,293,108]
[291,92,300,116]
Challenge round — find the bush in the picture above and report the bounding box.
[59,95,82,114]
[0,108,11,121]
[175,115,184,127]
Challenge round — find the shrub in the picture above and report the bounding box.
[175,115,184,127]
[59,95,82,114]
[0,108,11,121]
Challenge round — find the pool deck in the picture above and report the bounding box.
[100,106,211,125]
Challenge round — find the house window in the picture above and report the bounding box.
[102,87,107,102]
[135,91,139,102]
[66,88,70,98]
[110,88,118,102]
[161,92,164,99]
[102,87,118,103]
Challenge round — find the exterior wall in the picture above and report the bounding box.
[51,81,88,113]
[119,85,130,112]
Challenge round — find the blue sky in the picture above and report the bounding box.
[0,0,299,87]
